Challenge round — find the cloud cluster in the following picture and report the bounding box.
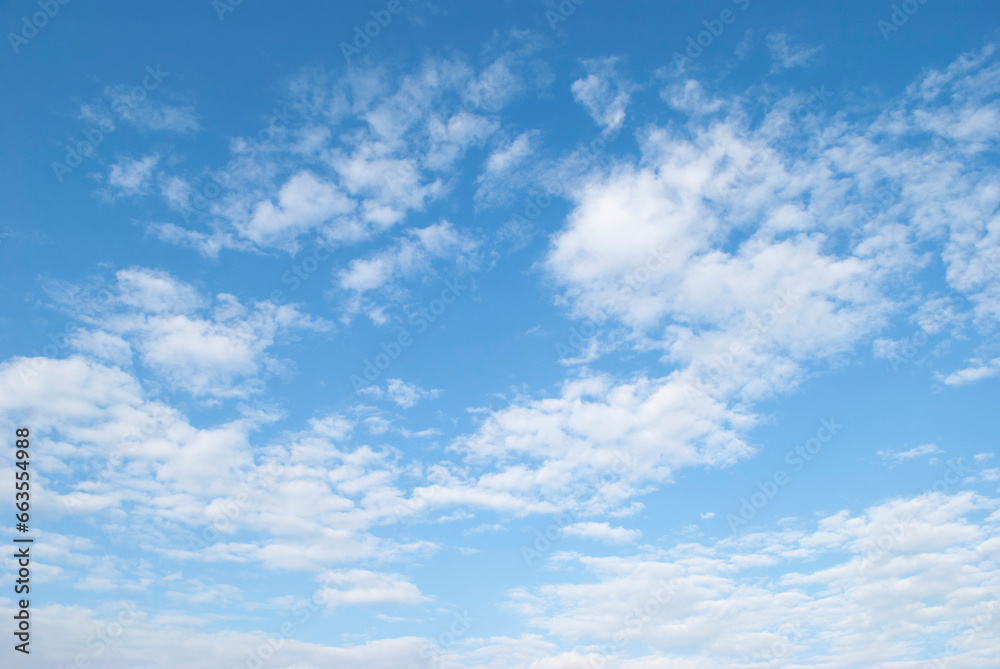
[438,43,1000,521]
[143,37,547,259]
[6,31,1000,669]
[45,267,333,399]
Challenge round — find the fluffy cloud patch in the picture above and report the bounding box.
[105,154,160,197]
[562,521,641,544]
[44,267,333,399]
[571,56,635,132]
[508,491,1000,668]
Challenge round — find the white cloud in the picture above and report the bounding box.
[0,355,142,428]
[242,170,354,251]
[0,356,257,516]
[336,220,481,321]
[158,174,192,210]
[423,109,498,170]
[765,32,821,72]
[939,358,1000,386]
[356,379,442,408]
[877,443,943,466]
[9,38,1000,669]
[562,521,641,544]
[385,379,441,408]
[448,373,755,515]
[146,221,249,259]
[661,79,726,116]
[571,56,635,132]
[474,129,544,206]
[0,355,441,581]
[147,43,546,257]
[484,130,537,176]
[115,266,204,312]
[104,85,200,133]
[316,569,428,608]
[506,491,1000,668]
[47,267,333,400]
[474,129,548,208]
[421,44,1000,523]
[106,154,160,197]
[64,329,131,366]
[0,602,430,669]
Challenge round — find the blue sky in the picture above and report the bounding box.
[2,0,1000,666]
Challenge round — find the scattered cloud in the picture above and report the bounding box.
[877,443,943,467]
[316,569,428,608]
[105,154,160,197]
[571,56,635,132]
[562,521,641,544]
[938,357,1000,386]
[358,378,442,408]
[103,85,200,134]
[44,267,333,400]
[765,32,821,72]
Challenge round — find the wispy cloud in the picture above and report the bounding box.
[877,443,943,466]
[938,357,1000,386]
[571,56,635,131]
[765,32,821,72]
